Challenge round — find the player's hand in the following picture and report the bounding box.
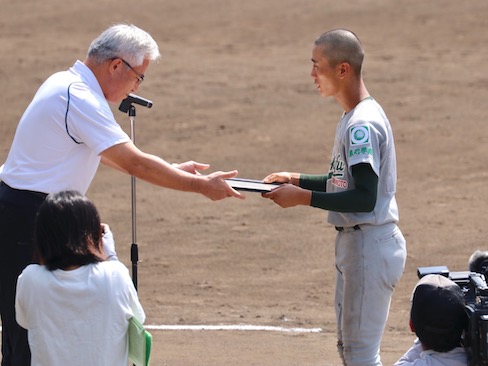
[173,160,210,175]
[262,184,310,208]
[202,170,245,201]
[263,172,292,184]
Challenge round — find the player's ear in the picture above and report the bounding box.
[338,62,349,78]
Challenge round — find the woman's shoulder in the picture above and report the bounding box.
[20,264,45,276]
[95,260,131,277]
[17,264,49,287]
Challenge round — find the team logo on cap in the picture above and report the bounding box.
[350,125,369,145]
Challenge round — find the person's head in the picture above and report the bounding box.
[85,23,160,102]
[410,274,467,352]
[35,190,104,271]
[310,29,364,98]
[468,250,488,278]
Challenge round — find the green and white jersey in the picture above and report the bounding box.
[327,97,399,227]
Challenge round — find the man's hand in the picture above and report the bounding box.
[101,142,244,200]
[202,170,245,201]
[173,161,210,175]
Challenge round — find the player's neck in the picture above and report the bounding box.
[338,81,370,114]
[343,95,372,116]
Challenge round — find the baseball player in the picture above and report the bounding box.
[262,29,407,365]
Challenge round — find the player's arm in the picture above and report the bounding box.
[298,174,328,191]
[309,163,377,212]
[263,172,328,191]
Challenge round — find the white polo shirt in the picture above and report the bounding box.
[0,61,130,194]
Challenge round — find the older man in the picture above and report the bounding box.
[0,23,243,366]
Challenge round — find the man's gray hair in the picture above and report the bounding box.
[87,23,160,66]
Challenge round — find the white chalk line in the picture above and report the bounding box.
[145,324,323,333]
[0,324,322,334]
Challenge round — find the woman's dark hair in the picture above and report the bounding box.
[35,190,103,271]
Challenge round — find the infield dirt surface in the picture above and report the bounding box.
[2,1,488,365]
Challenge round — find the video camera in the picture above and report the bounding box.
[417,266,488,366]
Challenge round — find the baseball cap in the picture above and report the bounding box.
[410,274,467,352]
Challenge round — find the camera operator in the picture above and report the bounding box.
[468,250,488,278]
[395,274,468,366]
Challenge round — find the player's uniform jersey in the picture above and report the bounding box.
[327,97,399,228]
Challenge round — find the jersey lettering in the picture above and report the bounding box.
[328,154,348,189]
[329,154,345,174]
[349,146,373,157]
[331,176,348,189]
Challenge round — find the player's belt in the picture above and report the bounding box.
[335,225,361,232]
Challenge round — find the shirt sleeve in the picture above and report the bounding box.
[394,338,423,365]
[64,82,130,155]
[129,282,146,324]
[15,269,30,329]
[102,228,118,261]
[115,262,146,324]
[346,122,381,177]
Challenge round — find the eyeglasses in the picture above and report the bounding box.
[119,58,145,84]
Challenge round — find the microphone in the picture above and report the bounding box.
[119,93,153,113]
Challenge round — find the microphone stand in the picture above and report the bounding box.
[129,105,139,290]
[119,93,153,366]
[118,93,153,290]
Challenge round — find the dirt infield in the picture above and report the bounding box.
[2,1,488,365]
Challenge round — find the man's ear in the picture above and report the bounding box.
[338,62,350,78]
[409,319,415,333]
[108,58,122,76]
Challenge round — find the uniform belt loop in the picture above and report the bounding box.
[335,225,361,232]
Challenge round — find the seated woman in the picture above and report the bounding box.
[15,190,144,366]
